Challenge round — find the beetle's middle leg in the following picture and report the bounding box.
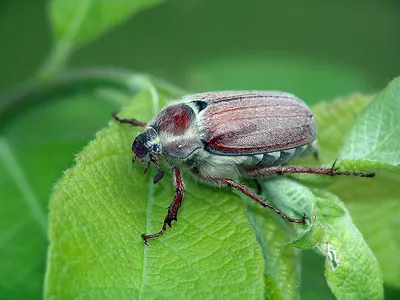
[142,167,185,244]
[192,170,306,224]
[112,112,147,127]
[245,161,375,178]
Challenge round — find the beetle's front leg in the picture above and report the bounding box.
[191,170,306,224]
[142,167,185,244]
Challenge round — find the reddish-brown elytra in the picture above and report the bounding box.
[112,91,374,244]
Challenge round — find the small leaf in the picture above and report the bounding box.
[261,178,323,250]
[50,0,166,47]
[313,189,383,300]
[285,203,324,250]
[45,89,265,299]
[261,178,383,299]
[339,76,400,168]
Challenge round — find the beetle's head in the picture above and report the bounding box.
[132,127,161,161]
[132,127,164,183]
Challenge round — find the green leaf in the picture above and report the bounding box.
[45,89,265,299]
[40,76,399,298]
[328,168,400,288]
[0,93,120,299]
[310,80,400,288]
[311,94,373,164]
[339,76,400,169]
[44,81,393,298]
[313,189,383,300]
[40,0,166,80]
[50,0,165,47]
[262,178,383,300]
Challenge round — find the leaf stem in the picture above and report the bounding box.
[0,68,143,126]
[36,41,73,83]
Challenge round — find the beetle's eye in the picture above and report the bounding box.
[152,144,161,153]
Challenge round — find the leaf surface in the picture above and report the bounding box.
[45,89,266,299]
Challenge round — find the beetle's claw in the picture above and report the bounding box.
[141,234,150,246]
[302,213,307,222]
[151,157,165,184]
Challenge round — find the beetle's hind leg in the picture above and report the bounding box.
[192,170,306,224]
[141,167,185,245]
[112,112,147,127]
[245,161,375,178]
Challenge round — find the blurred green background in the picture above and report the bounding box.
[0,0,399,299]
[1,0,399,100]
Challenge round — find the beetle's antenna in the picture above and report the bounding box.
[112,112,147,127]
[151,156,165,184]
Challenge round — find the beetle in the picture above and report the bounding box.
[112,91,374,244]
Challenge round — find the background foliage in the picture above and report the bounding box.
[0,0,399,299]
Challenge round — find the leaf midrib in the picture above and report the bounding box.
[139,84,158,299]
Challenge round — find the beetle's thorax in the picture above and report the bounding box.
[149,103,203,161]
